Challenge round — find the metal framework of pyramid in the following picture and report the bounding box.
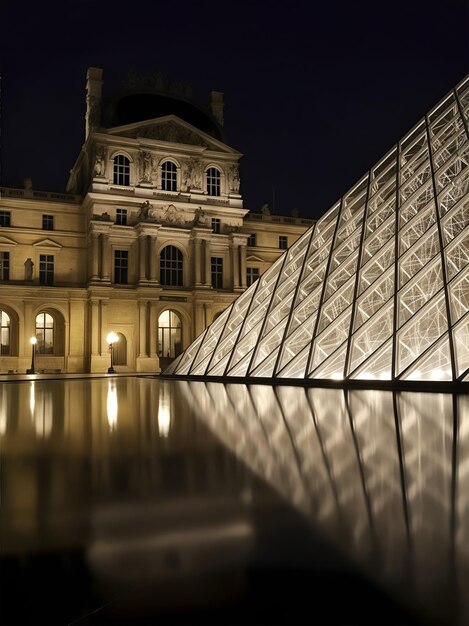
[168,75,469,382]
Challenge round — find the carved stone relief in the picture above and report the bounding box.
[228,163,240,193]
[138,150,153,184]
[93,145,107,177]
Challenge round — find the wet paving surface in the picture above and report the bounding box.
[0,377,467,624]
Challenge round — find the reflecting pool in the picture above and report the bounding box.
[0,377,467,624]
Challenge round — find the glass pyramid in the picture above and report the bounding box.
[167,75,469,382]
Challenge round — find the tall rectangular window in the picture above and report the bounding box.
[39,255,54,285]
[0,211,11,227]
[42,214,54,230]
[114,250,128,284]
[211,257,223,289]
[116,208,127,225]
[0,252,9,281]
[279,235,288,250]
[247,267,259,286]
[247,233,256,246]
[211,218,221,234]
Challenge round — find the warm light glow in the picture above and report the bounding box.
[331,372,343,380]
[106,331,119,345]
[29,381,35,416]
[30,336,37,345]
[158,387,171,437]
[107,380,118,429]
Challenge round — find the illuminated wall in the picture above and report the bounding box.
[169,75,469,382]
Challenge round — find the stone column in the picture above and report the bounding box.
[149,235,159,282]
[100,300,108,355]
[203,239,211,286]
[101,233,110,281]
[90,300,99,356]
[231,244,239,289]
[139,301,148,357]
[239,243,247,289]
[193,239,202,286]
[149,301,157,358]
[91,232,99,280]
[139,235,147,283]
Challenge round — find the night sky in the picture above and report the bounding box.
[1,0,469,220]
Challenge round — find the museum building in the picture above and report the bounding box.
[0,68,313,373]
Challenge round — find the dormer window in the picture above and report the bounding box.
[113,155,130,186]
[206,167,221,196]
[161,161,177,192]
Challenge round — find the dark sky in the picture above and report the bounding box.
[1,0,469,220]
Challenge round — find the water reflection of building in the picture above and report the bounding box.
[0,68,313,374]
[181,381,469,625]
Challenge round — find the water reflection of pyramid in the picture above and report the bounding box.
[168,76,469,382]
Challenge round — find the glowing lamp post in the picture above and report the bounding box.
[106,331,119,374]
[27,337,37,374]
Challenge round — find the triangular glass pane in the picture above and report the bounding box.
[349,339,393,381]
[277,344,310,378]
[401,334,452,381]
[250,346,281,378]
[226,350,254,377]
[454,315,469,377]
[349,302,394,374]
[397,294,447,375]
[309,344,347,380]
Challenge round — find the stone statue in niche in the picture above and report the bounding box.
[139,151,153,183]
[93,145,107,177]
[228,164,240,193]
[186,158,203,190]
[87,96,101,129]
[24,258,34,281]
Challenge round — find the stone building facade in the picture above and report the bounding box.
[0,68,314,373]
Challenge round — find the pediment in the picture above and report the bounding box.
[33,238,62,249]
[246,255,265,263]
[0,235,18,247]
[108,115,240,154]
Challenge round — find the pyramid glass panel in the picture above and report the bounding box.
[167,75,469,383]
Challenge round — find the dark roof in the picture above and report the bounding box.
[103,91,225,142]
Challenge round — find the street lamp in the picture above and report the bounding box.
[106,331,119,374]
[26,337,37,374]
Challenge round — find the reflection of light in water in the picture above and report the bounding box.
[158,386,171,437]
[29,381,35,416]
[107,381,118,430]
[180,380,468,624]
[32,384,52,438]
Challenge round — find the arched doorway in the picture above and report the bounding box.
[158,310,182,370]
[113,332,127,366]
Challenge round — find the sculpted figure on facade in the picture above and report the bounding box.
[164,204,183,225]
[93,145,107,177]
[137,200,153,221]
[186,158,203,190]
[138,151,153,183]
[24,258,34,281]
[193,207,206,226]
[228,163,240,193]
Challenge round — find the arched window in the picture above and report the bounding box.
[206,167,221,196]
[160,245,183,286]
[35,312,54,354]
[0,309,10,355]
[113,154,130,186]
[161,161,177,191]
[158,310,182,358]
[114,332,127,366]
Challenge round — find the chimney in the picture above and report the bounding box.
[85,67,103,140]
[210,91,224,126]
